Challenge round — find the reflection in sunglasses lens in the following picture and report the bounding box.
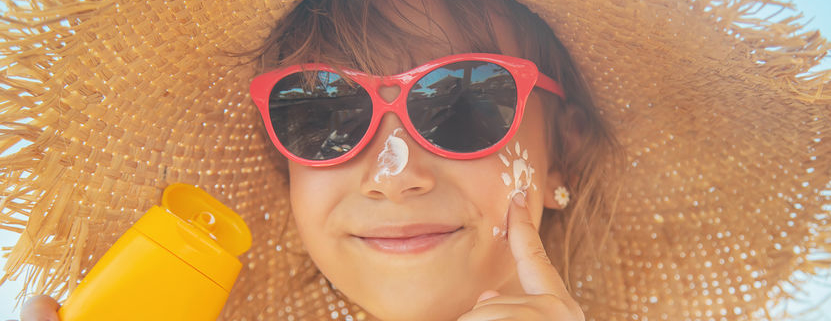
[407,61,517,153]
[269,71,372,160]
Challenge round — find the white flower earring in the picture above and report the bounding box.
[554,186,570,208]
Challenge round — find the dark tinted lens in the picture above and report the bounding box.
[269,71,372,160]
[407,61,517,153]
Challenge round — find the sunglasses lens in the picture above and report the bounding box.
[268,71,372,160]
[407,61,517,153]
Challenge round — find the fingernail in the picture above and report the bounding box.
[512,192,526,208]
[476,290,500,302]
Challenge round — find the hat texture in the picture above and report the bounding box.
[1,0,829,320]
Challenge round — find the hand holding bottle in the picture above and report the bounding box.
[20,295,59,321]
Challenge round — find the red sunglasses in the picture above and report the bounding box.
[250,53,565,167]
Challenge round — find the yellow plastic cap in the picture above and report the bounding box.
[161,183,252,256]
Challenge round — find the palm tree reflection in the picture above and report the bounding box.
[269,71,372,160]
[407,61,517,152]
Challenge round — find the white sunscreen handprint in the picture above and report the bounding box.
[493,141,537,238]
[499,141,537,198]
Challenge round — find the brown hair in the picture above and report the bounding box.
[252,0,622,296]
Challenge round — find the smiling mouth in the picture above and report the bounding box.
[355,225,463,254]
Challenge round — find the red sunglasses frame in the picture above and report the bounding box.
[250,53,565,167]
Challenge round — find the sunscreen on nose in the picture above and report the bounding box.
[57,183,252,321]
[374,128,409,183]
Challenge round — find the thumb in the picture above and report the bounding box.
[507,192,569,297]
[21,294,60,321]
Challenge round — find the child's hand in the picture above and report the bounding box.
[457,193,585,321]
[20,294,60,321]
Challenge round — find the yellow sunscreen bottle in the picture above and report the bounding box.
[58,183,252,321]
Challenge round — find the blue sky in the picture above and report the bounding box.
[0,0,829,319]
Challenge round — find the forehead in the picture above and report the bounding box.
[371,0,523,74]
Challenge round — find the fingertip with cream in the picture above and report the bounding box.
[512,190,527,208]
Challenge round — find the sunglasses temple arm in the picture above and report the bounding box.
[535,74,566,100]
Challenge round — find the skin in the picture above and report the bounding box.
[286,2,583,320]
[21,1,585,320]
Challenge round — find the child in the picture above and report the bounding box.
[243,0,617,320]
[25,0,611,319]
[9,0,830,320]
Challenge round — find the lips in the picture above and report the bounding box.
[354,224,463,254]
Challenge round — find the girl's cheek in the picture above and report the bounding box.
[491,141,538,239]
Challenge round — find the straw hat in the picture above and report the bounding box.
[1,0,829,320]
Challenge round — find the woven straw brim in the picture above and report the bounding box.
[522,0,831,319]
[1,0,830,320]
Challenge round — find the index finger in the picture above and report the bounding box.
[507,192,569,297]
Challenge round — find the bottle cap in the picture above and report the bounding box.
[161,183,252,256]
[133,183,252,292]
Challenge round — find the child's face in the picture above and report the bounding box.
[286,1,563,320]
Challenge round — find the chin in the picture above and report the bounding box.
[311,230,514,320]
[336,271,480,321]
[359,292,473,321]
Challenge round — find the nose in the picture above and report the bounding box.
[360,113,436,202]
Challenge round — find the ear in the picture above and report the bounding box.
[542,101,585,210]
[542,170,567,210]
